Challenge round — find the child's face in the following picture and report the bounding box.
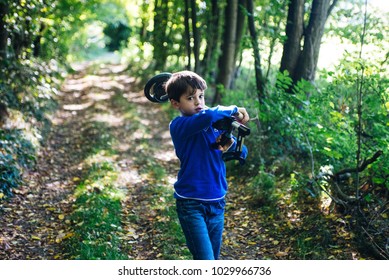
[171,88,205,116]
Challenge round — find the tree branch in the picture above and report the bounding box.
[327,0,339,19]
[333,150,383,180]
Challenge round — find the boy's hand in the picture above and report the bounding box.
[235,107,250,124]
[215,135,234,152]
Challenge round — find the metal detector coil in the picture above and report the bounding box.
[144,72,172,103]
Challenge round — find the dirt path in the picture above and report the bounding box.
[0,64,96,259]
[0,62,140,259]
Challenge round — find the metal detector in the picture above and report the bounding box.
[211,117,250,165]
[144,73,250,164]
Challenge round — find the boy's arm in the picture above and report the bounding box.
[170,105,238,139]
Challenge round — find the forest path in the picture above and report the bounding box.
[0,62,271,259]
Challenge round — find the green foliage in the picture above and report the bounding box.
[103,22,132,51]
[2,0,45,59]
[259,60,387,184]
[245,165,277,206]
[328,0,388,46]
[2,0,131,62]
[231,47,388,257]
[0,156,20,197]
[0,56,59,197]
[38,0,102,61]
[0,129,36,196]
[1,58,59,120]
[318,57,389,190]
[255,72,316,162]
[0,0,135,200]
[223,43,387,252]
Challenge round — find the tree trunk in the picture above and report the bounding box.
[265,0,287,79]
[230,0,247,89]
[184,0,191,69]
[213,0,239,105]
[0,2,9,60]
[191,0,200,73]
[200,0,220,79]
[279,0,304,82]
[33,23,46,57]
[246,0,266,103]
[139,2,149,43]
[295,0,331,82]
[234,0,246,62]
[153,0,169,70]
[280,0,338,84]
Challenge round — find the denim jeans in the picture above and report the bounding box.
[176,198,225,260]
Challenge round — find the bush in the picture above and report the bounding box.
[0,57,60,198]
[245,166,277,207]
[0,129,37,197]
[103,22,131,52]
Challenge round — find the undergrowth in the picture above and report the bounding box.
[222,60,388,259]
[0,58,60,199]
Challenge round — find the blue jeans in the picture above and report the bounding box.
[176,199,225,260]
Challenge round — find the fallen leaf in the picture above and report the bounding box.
[72,177,80,182]
[275,251,288,257]
[1,237,11,250]
[31,235,41,240]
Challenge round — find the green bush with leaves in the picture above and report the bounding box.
[228,55,388,257]
[0,129,36,197]
[0,57,60,198]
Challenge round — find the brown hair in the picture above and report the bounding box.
[165,71,207,102]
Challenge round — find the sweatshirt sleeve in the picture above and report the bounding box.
[170,105,238,139]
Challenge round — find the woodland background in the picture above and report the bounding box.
[0,0,388,260]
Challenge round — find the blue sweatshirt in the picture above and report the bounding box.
[169,105,248,201]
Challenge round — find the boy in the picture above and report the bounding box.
[165,71,249,260]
